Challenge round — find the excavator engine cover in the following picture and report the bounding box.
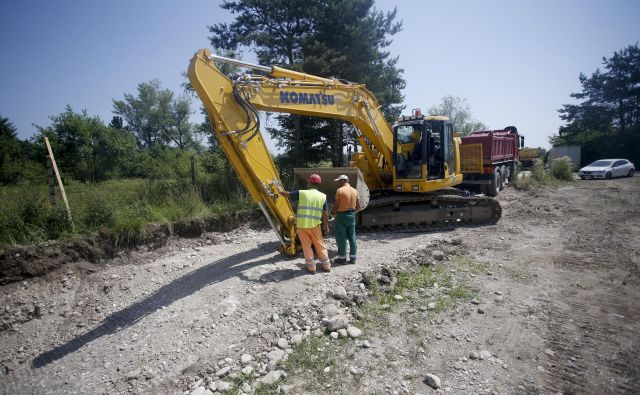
[293,167,370,212]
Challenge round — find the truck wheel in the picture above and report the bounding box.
[500,165,508,188]
[486,169,500,196]
[508,163,516,182]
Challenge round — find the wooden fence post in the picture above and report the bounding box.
[44,137,75,231]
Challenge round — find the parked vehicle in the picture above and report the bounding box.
[578,159,635,179]
[518,147,542,170]
[459,126,520,196]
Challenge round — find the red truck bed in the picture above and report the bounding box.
[461,130,519,165]
[458,127,521,196]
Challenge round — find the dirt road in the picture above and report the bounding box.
[1,176,639,394]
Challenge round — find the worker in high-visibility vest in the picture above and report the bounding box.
[279,174,330,273]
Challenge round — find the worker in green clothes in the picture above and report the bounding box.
[330,175,361,264]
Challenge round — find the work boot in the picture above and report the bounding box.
[321,260,331,272]
[305,261,316,274]
[332,257,346,265]
[349,257,356,265]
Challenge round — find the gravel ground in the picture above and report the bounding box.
[1,176,639,394]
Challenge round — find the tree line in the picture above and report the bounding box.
[552,43,640,166]
[2,0,491,189]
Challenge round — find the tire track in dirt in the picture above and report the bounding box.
[540,180,640,394]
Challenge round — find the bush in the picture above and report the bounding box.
[80,190,115,229]
[513,158,574,191]
[550,156,574,181]
[0,189,73,247]
[531,159,547,182]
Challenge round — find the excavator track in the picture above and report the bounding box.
[356,189,501,231]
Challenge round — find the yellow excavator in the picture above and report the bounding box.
[188,49,500,255]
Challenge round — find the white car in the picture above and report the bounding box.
[578,159,635,179]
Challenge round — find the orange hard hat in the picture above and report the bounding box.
[307,174,322,184]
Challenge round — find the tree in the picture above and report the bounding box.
[209,0,316,65]
[35,106,137,183]
[551,43,640,165]
[164,93,195,149]
[209,0,405,169]
[427,95,487,136]
[0,116,24,183]
[300,0,405,166]
[112,80,196,150]
[109,116,124,130]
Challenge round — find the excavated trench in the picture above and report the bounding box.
[0,209,266,285]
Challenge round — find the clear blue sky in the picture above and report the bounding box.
[1,0,638,149]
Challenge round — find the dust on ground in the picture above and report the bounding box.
[1,176,639,394]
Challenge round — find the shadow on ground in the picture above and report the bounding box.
[33,241,285,368]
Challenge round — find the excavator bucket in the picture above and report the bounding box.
[292,167,370,211]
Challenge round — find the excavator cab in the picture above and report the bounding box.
[393,111,454,183]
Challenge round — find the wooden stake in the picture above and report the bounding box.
[44,137,75,230]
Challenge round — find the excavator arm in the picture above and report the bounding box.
[188,49,298,255]
[187,48,399,255]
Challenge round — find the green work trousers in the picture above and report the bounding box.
[335,211,357,260]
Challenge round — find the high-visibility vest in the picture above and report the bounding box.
[297,189,326,228]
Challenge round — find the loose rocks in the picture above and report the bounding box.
[479,350,492,360]
[267,349,285,363]
[240,354,253,365]
[322,304,341,318]
[347,325,363,338]
[330,286,348,301]
[425,373,442,389]
[215,366,231,377]
[259,370,284,385]
[277,338,289,349]
[432,250,446,261]
[325,314,349,331]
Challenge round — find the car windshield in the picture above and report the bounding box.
[588,160,613,167]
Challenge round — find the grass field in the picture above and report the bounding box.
[0,178,253,248]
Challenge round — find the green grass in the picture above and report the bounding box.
[278,260,482,392]
[254,383,280,395]
[507,268,531,283]
[358,262,477,326]
[451,255,491,274]
[282,336,343,392]
[0,178,254,248]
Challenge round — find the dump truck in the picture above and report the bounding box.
[459,126,520,196]
[518,147,542,170]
